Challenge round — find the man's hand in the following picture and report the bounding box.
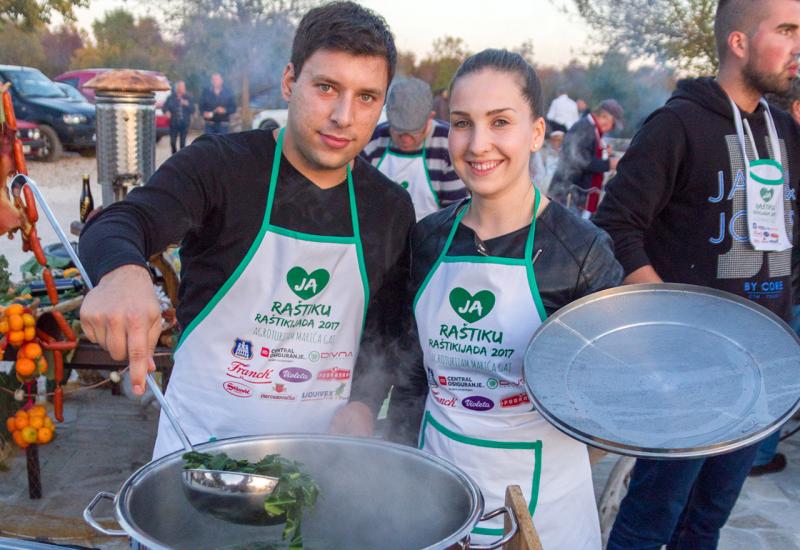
[623,265,663,285]
[609,157,620,171]
[203,111,213,120]
[328,401,376,437]
[214,106,226,114]
[80,265,162,395]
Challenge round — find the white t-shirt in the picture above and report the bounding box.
[547,94,580,129]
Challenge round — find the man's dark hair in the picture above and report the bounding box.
[290,1,397,85]
[449,49,544,118]
[714,0,769,63]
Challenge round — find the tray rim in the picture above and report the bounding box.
[524,283,800,459]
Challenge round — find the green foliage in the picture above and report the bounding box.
[567,0,718,74]
[0,255,11,294]
[417,36,469,92]
[0,0,88,30]
[184,451,320,548]
[71,9,176,74]
[0,24,47,69]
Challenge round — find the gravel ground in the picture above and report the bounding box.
[3,133,201,279]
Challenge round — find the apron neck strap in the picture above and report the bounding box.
[439,187,541,261]
[267,128,359,234]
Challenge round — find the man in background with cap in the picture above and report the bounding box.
[549,99,624,217]
[362,77,466,221]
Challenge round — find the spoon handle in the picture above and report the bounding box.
[146,373,194,452]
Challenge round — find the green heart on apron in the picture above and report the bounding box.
[449,287,496,323]
[760,187,774,202]
[287,267,330,299]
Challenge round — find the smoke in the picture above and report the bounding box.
[178,11,296,110]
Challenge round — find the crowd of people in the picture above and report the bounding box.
[77,0,800,548]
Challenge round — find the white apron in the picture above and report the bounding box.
[377,145,440,221]
[153,128,368,459]
[415,190,600,548]
[729,97,792,252]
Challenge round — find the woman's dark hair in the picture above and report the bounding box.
[449,49,544,118]
[290,1,397,86]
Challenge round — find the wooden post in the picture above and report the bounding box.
[504,485,542,550]
[26,444,42,499]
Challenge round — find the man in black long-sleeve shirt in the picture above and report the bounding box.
[199,73,237,134]
[594,1,800,548]
[79,2,413,458]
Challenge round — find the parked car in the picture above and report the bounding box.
[55,81,90,103]
[251,108,289,131]
[55,68,171,141]
[16,120,44,160]
[0,65,95,162]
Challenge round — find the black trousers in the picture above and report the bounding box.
[170,123,189,154]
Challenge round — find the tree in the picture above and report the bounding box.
[418,36,469,91]
[513,39,536,66]
[0,0,88,30]
[71,9,176,75]
[40,24,84,76]
[0,24,46,69]
[158,0,317,127]
[567,0,717,74]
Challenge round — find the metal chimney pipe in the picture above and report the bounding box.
[83,70,170,206]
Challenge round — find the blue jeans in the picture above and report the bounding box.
[752,429,781,467]
[204,121,230,134]
[607,442,759,550]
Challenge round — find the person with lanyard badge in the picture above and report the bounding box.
[363,77,468,220]
[594,1,800,547]
[387,49,623,549]
[78,2,414,458]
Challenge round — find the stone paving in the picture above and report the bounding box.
[1,385,799,549]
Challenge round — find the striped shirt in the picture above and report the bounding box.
[361,120,468,207]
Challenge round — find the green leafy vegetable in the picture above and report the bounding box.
[183,451,320,548]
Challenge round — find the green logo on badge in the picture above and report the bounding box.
[487,378,498,390]
[761,188,774,202]
[449,287,496,323]
[400,181,409,189]
[287,267,330,299]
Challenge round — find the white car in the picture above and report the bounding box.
[252,109,289,130]
[252,107,387,130]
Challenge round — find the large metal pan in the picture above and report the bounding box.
[84,435,517,549]
[524,283,800,458]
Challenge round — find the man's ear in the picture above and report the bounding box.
[727,31,749,62]
[282,63,296,102]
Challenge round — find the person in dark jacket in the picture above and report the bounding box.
[593,0,800,548]
[163,80,194,154]
[387,49,622,549]
[199,73,236,134]
[548,99,623,215]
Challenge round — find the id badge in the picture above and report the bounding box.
[746,159,792,251]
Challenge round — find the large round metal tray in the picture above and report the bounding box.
[524,283,800,458]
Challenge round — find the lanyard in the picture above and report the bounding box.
[729,97,782,166]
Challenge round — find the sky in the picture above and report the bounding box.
[71,0,594,68]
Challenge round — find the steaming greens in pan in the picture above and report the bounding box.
[183,451,320,549]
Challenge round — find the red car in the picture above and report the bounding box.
[54,69,171,141]
[16,120,45,160]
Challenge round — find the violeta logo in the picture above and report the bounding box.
[287,267,330,300]
[449,288,495,323]
[462,396,494,411]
